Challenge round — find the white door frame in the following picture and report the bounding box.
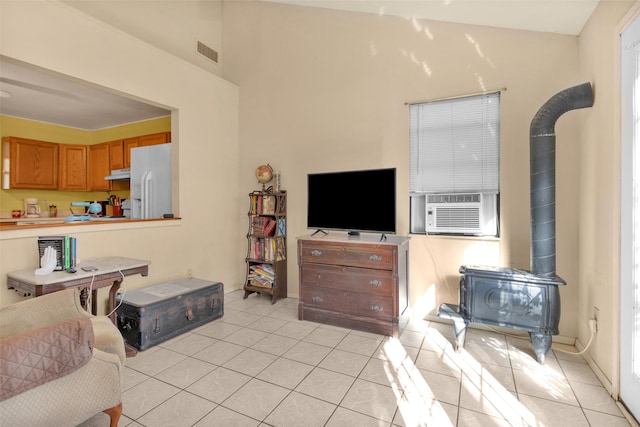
[620,2,640,421]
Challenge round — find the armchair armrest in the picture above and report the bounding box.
[91,316,126,365]
[0,289,89,340]
[0,316,94,401]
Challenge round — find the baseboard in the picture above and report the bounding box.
[575,340,639,426]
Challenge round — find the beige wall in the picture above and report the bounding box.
[222,2,583,336]
[0,2,242,310]
[578,0,635,391]
[62,0,223,77]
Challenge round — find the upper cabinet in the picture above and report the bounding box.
[122,132,170,168]
[138,131,170,147]
[3,137,59,190]
[59,144,87,191]
[109,140,125,170]
[2,131,170,191]
[87,143,110,191]
[123,137,138,168]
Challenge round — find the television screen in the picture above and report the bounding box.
[307,168,396,235]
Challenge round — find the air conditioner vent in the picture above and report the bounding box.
[196,41,218,63]
[426,193,498,236]
[433,207,480,229]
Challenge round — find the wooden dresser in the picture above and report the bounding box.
[297,234,410,337]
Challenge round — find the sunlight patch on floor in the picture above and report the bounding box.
[377,325,553,426]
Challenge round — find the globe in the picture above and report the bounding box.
[255,164,273,189]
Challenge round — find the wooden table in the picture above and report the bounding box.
[7,256,150,324]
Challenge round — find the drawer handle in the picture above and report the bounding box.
[369,280,382,287]
[312,296,324,304]
[311,250,322,257]
[370,304,383,313]
[369,255,382,262]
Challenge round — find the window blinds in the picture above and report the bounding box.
[409,92,500,194]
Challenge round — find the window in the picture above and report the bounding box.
[409,92,500,236]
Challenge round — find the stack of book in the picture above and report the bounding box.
[248,263,274,288]
[37,235,77,271]
[250,194,277,215]
[249,237,287,262]
[251,216,277,237]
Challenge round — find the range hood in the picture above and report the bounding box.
[105,168,130,181]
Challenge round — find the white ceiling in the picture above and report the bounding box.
[0,58,171,131]
[0,0,599,131]
[261,0,601,35]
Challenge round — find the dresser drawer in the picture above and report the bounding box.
[299,242,394,270]
[303,285,394,319]
[300,263,393,297]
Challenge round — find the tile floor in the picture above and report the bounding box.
[80,290,637,427]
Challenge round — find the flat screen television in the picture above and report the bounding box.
[307,168,396,236]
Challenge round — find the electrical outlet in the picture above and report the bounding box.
[588,318,598,334]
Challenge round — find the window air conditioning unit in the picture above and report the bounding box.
[426,193,498,236]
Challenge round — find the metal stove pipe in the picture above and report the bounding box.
[530,82,593,276]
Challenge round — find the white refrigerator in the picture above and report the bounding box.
[130,144,172,219]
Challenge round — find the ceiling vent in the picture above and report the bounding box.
[196,41,218,63]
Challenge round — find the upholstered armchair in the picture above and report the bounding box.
[0,288,125,427]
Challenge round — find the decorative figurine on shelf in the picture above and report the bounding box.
[255,164,274,192]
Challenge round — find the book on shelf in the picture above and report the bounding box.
[276,193,286,215]
[262,195,276,215]
[251,216,270,236]
[250,237,278,261]
[251,217,277,237]
[250,263,274,280]
[248,263,274,288]
[250,194,260,214]
[276,239,286,261]
[264,219,277,237]
[277,218,286,236]
[248,277,272,288]
[38,235,77,270]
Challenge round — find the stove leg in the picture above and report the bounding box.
[531,332,552,364]
[436,303,469,352]
[452,319,469,353]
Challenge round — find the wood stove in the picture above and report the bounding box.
[439,265,565,363]
[438,82,594,364]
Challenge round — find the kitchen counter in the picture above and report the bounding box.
[0,217,71,225]
[0,217,179,231]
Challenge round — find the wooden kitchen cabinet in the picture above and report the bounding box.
[138,131,170,147]
[123,132,170,167]
[3,137,59,190]
[108,140,125,170]
[87,142,110,191]
[3,130,170,191]
[59,144,87,191]
[297,234,410,337]
[123,137,138,168]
